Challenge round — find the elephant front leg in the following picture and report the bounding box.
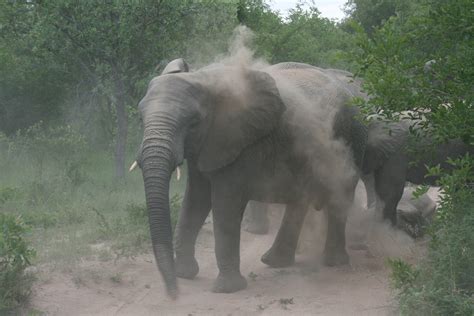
[323,208,349,266]
[174,163,211,279]
[261,202,308,268]
[374,157,407,226]
[211,193,248,293]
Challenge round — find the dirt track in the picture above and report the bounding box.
[31,184,435,315]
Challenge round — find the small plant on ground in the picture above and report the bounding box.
[0,214,36,311]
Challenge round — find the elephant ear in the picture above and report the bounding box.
[197,70,285,172]
[161,58,189,75]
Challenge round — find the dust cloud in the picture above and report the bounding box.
[297,182,421,263]
[194,25,423,267]
[204,26,359,206]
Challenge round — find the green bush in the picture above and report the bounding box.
[0,214,36,311]
[388,157,474,315]
[349,0,473,313]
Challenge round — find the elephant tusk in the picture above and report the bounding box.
[176,166,181,181]
[129,161,138,172]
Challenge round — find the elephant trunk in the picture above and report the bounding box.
[141,127,179,298]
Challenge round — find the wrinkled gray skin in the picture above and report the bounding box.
[245,120,471,239]
[362,120,473,228]
[136,59,367,297]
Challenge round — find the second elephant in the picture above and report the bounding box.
[362,119,473,231]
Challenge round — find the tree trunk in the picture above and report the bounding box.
[114,80,128,178]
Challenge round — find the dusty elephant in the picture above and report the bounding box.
[133,58,367,298]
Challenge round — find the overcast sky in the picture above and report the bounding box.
[269,0,347,20]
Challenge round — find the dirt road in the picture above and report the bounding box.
[31,185,434,315]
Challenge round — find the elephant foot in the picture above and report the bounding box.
[211,273,247,293]
[261,247,295,268]
[323,249,349,266]
[175,255,199,279]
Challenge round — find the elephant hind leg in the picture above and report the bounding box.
[261,202,308,268]
[323,202,351,266]
[323,178,358,266]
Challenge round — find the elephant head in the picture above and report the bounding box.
[136,59,285,298]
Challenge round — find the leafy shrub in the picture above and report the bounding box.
[389,157,474,315]
[350,0,473,313]
[0,214,36,310]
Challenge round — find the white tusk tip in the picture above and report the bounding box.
[129,161,138,172]
[176,166,181,181]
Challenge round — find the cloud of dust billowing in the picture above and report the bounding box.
[272,65,360,208]
[201,25,268,71]
[187,26,272,112]
[210,26,371,252]
[201,26,420,263]
[297,182,420,262]
[207,26,360,207]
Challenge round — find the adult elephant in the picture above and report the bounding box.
[132,59,367,298]
[361,119,473,228]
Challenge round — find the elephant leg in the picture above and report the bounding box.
[374,157,408,226]
[174,163,211,279]
[211,190,247,293]
[323,179,357,267]
[323,208,349,266]
[242,201,270,235]
[261,202,308,268]
[361,174,377,210]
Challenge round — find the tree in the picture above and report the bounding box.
[1,0,238,177]
[237,0,354,70]
[343,0,421,35]
[0,1,68,134]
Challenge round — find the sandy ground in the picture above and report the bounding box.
[30,184,438,315]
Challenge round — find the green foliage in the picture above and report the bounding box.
[343,0,421,35]
[12,122,87,181]
[350,0,474,313]
[0,187,20,206]
[351,0,474,144]
[238,0,355,69]
[0,0,240,176]
[389,175,474,315]
[0,214,36,311]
